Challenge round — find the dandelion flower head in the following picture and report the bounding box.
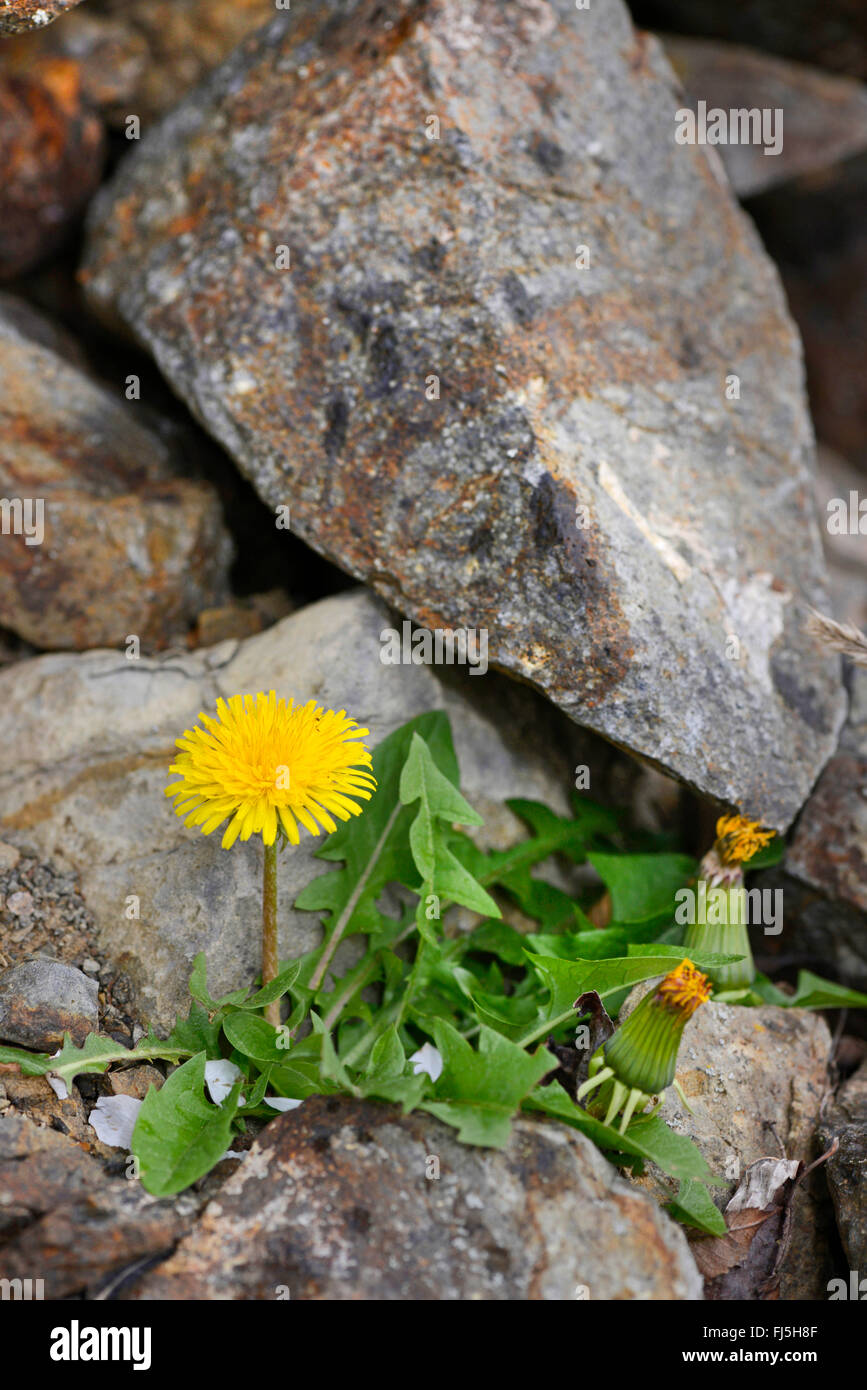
[165,691,376,849]
[714,814,775,867]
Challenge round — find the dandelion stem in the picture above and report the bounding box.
[262,839,280,1027]
[518,1007,577,1049]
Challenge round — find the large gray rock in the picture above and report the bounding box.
[122,1096,703,1300]
[0,588,602,1030]
[81,0,844,829]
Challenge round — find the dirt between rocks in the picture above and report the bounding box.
[0,846,137,1043]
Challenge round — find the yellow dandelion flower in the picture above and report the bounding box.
[714,814,775,867]
[165,691,377,850]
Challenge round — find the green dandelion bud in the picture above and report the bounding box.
[576,960,711,1133]
[683,883,755,989]
[683,815,775,989]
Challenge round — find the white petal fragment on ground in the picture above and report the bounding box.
[47,1051,69,1101]
[263,1096,305,1112]
[410,1043,443,1082]
[205,1058,245,1106]
[88,1094,142,1150]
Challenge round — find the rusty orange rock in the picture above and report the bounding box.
[0,57,103,278]
[0,0,272,124]
[0,1112,196,1300]
[0,296,234,651]
[0,0,85,35]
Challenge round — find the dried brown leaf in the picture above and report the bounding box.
[691,1156,801,1298]
[546,990,614,1097]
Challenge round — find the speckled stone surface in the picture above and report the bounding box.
[0,1,84,37]
[82,0,844,829]
[0,59,103,277]
[0,957,97,1047]
[0,296,233,649]
[121,1096,703,1300]
[0,1112,197,1298]
[0,0,273,124]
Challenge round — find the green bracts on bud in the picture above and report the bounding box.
[683,883,755,988]
[576,961,711,1133]
[601,988,690,1095]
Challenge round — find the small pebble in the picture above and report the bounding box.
[82,958,100,975]
[0,842,21,872]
